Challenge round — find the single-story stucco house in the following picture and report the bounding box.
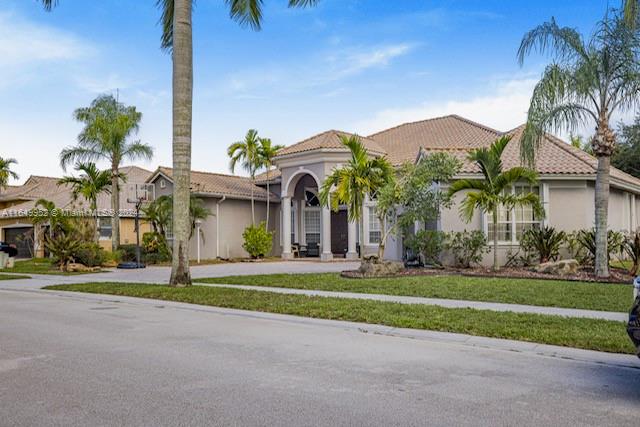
[4,114,640,266]
[0,166,153,257]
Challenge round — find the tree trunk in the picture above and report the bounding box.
[251,178,255,226]
[93,201,99,244]
[265,169,270,231]
[169,0,193,287]
[360,205,365,261]
[492,208,499,271]
[594,155,610,278]
[111,166,120,252]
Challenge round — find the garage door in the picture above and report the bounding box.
[3,227,33,258]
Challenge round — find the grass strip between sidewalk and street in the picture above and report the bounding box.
[44,282,635,355]
[0,273,30,280]
[195,273,633,313]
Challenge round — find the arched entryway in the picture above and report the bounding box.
[281,170,357,261]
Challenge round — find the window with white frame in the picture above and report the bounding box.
[98,217,112,239]
[487,184,540,243]
[368,207,381,244]
[304,209,320,245]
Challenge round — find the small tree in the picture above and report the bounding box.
[448,136,544,270]
[228,129,261,225]
[242,222,273,259]
[257,137,285,231]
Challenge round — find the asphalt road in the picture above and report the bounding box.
[1,289,639,427]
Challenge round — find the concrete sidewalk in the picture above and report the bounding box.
[198,282,629,321]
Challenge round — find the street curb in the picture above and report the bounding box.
[18,287,640,371]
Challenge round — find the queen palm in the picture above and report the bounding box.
[0,157,18,191]
[58,95,153,252]
[448,136,544,271]
[228,129,262,225]
[319,135,393,261]
[58,162,115,243]
[258,137,285,231]
[517,11,640,278]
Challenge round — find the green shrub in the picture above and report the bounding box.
[444,230,489,268]
[622,231,640,275]
[520,226,566,264]
[118,244,139,262]
[142,232,171,264]
[74,243,107,267]
[574,229,625,265]
[45,233,82,271]
[242,222,273,259]
[405,230,445,265]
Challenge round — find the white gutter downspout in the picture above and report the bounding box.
[216,196,227,259]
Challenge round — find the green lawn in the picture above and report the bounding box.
[0,258,100,276]
[0,273,30,280]
[195,273,633,313]
[44,282,634,354]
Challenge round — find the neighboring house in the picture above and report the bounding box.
[268,114,640,265]
[146,167,280,260]
[0,166,152,257]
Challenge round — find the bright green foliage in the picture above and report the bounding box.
[228,129,262,224]
[242,222,273,258]
[520,226,566,264]
[448,136,543,270]
[142,195,211,240]
[575,229,625,265]
[46,233,83,271]
[0,157,18,190]
[142,232,171,264]
[444,230,489,268]
[404,230,446,265]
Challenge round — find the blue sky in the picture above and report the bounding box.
[0,0,621,183]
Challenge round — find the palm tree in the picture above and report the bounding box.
[517,11,640,278]
[448,136,544,271]
[228,129,261,225]
[39,0,318,286]
[258,137,285,231]
[58,162,114,243]
[59,94,153,252]
[319,135,393,261]
[623,0,638,28]
[0,157,18,191]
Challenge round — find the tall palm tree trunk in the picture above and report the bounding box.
[111,166,120,251]
[492,208,499,271]
[251,179,255,225]
[265,170,270,230]
[360,205,365,261]
[594,155,610,278]
[170,0,193,286]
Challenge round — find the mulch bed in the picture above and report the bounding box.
[341,265,634,284]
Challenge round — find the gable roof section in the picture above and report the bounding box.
[369,114,500,165]
[0,166,153,218]
[275,130,387,158]
[150,166,278,201]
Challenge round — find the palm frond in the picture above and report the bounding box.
[517,17,589,66]
[225,0,264,30]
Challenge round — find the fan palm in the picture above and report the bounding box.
[448,136,544,271]
[258,137,285,231]
[40,0,319,286]
[58,162,115,243]
[0,157,19,191]
[517,10,640,278]
[228,129,261,225]
[319,135,393,261]
[58,94,153,251]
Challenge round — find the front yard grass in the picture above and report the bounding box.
[0,273,30,280]
[44,282,635,354]
[0,258,100,276]
[195,273,633,313]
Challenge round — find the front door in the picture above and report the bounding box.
[331,210,348,256]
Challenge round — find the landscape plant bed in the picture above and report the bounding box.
[197,273,632,312]
[44,282,635,354]
[340,265,633,284]
[0,258,103,276]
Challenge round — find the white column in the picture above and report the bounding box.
[321,206,333,261]
[282,196,293,260]
[541,182,550,227]
[346,217,358,260]
[632,194,637,232]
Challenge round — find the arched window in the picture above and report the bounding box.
[305,190,319,207]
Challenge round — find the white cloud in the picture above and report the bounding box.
[0,12,92,67]
[332,44,414,79]
[352,76,538,135]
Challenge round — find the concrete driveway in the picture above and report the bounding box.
[1,289,638,426]
[0,260,360,290]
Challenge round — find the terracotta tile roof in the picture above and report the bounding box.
[254,168,281,184]
[0,166,153,218]
[153,166,278,201]
[369,115,500,165]
[276,130,387,157]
